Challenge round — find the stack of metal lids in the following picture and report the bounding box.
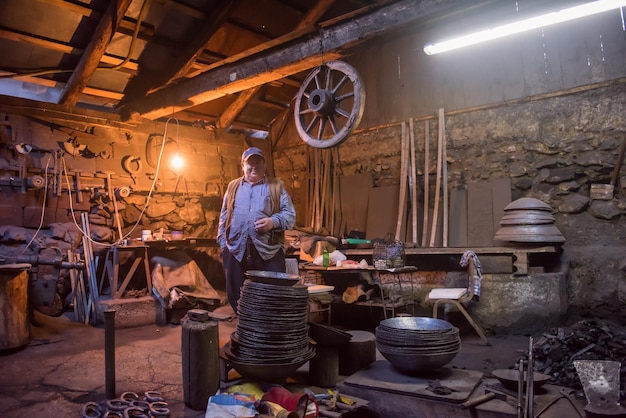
[224,271,314,381]
[494,197,565,244]
[375,317,460,374]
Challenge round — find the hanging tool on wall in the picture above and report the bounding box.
[73,170,84,203]
[105,172,124,243]
[122,154,142,184]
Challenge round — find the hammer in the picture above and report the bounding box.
[461,388,507,409]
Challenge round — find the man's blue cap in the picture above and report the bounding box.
[242,147,265,161]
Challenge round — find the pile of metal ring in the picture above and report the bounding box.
[81,391,169,418]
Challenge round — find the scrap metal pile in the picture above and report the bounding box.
[526,319,626,393]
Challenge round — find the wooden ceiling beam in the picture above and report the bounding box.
[0,28,139,72]
[58,0,133,106]
[216,86,260,129]
[213,0,335,131]
[125,0,482,120]
[0,94,137,128]
[123,0,238,99]
[37,0,156,40]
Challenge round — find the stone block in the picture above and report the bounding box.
[96,296,166,328]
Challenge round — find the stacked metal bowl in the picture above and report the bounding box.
[375,317,460,374]
[494,197,565,244]
[224,271,315,381]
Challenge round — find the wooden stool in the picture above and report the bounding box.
[338,330,376,376]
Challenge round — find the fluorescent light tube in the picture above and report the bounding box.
[424,0,626,55]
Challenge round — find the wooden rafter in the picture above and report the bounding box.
[215,0,336,131]
[124,0,479,121]
[123,0,238,99]
[58,0,133,106]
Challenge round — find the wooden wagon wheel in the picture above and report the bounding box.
[294,61,365,149]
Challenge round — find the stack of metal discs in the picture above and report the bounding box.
[375,317,460,374]
[494,197,565,244]
[224,271,315,381]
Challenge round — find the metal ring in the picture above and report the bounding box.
[122,406,150,418]
[130,400,150,412]
[144,391,164,402]
[120,392,139,402]
[106,399,129,412]
[81,401,102,418]
[149,401,170,417]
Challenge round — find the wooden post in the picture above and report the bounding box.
[338,330,376,376]
[0,264,31,350]
[309,346,339,387]
[181,313,220,410]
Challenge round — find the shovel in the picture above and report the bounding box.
[573,359,626,416]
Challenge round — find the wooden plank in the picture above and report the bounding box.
[599,12,626,80]
[467,181,494,247]
[58,0,133,106]
[366,185,399,241]
[552,19,588,91]
[441,111,448,247]
[344,245,559,257]
[396,122,409,241]
[520,23,563,96]
[339,174,372,237]
[421,120,430,247]
[429,109,444,247]
[409,118,418,244]
[448,185,467,247]
[491,178,512,236]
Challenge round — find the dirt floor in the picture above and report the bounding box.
[0,302,592,418]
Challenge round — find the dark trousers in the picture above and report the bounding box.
[221,243,286,313]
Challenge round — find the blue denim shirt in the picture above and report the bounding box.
[217,176,296,262]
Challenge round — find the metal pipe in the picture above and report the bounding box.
[518,358,524,418]
[525,336,534,418]
[0,255,86,270]
[104,309,116,399]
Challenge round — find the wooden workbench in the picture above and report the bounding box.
[340,245,562,275]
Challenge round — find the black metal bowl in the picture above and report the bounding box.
[221,343,315,381]
[244,270,300,286]
[491,369,551,391]
[378,347,459,374]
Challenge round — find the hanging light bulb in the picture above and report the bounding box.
[171,151,184,171]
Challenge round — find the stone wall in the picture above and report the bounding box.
[274,81,626,324]
[0,115,246,316]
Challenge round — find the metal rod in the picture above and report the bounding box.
[104,309,116,399]
[525,336,534,418]
[518,358,524,418]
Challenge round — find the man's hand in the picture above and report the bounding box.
[254,217,274,233]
